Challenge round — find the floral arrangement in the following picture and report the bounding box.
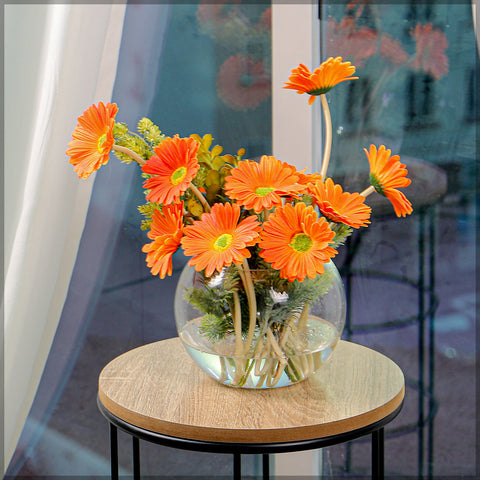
[67,57,412,387]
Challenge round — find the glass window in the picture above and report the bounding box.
[320,1,477,477]
[7,2,271,477]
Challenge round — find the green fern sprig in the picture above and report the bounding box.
[266,269,335,327]
[330,223,354,248]
[199,313,233,341]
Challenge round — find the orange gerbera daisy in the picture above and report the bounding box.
[142,135,200,205]
[259,202,337,282]
[142,203,184,278]
[309,178,371,228]
[224,155,305,213]
[365,145,413,217]
[296,169,323,187]
[66,101,118,179]
[284,57,358,105]
[181,202,261,277]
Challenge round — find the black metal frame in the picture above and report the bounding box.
[341,206,438,478]
[97,396,403,480]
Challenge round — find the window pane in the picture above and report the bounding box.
[7,3,271,477]
[321,1,477,477]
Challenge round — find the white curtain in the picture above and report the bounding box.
[4,3,126,471]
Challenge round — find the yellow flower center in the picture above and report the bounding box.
[171,166,187,186]
[97,134,108,153]
[289,233,313,253]
[213,233,233,252]
[255,186,275,197]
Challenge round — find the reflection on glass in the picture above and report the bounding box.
[322,1,477,478]
[151,2,272,158]
[7,2,272,478]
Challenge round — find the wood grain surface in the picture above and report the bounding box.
[98,338,404,443]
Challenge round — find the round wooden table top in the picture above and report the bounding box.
[98,338,404,444]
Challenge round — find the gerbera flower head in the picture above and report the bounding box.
[326,18,377,68]
[259,202,337,282]
[224,155,305,213]
[410,23,449,81]
[365,145,413,217]
[142,135,200,205]
[284,57,358,105]
[142,202,184,278]
[217,54,271,111]
[379,33,409,67]
[181,202,261,277]
[309,178,371,228]
[66,101,118,179]
[296,169,323,188]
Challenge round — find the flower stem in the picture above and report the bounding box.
[232,291,244,357]
[266,328,287,364]
[320,94,332,180]
[238,259,257,355]
[112,144,146,166]
[297,303,310,330]
[189,183,211,213]
[360,185,376,197]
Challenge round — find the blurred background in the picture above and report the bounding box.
[4,1,478,478]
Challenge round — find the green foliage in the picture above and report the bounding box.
[183,268,247,340]
[199,313,233,341]
[330,223,354,248]
[256,268,335,328]
[138,202,161,231]
[137,117,163,147]
[112,117,165,164]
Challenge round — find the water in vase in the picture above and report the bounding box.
[179,316,339,388]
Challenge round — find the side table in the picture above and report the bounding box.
[98,338,404,479]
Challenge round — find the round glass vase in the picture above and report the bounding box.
[174,261,346,389]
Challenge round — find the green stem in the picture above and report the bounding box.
[112,144,146,166]
[320,94,332,180]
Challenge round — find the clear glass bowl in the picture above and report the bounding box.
[174,261,345,388]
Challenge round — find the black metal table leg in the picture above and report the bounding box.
[262,453,270,479]
[427,207,436,479]
[233,453,241,480]
[372,428,384,480]
[133,436,141,479]
[110,423,119,480]
[418,209,426,478]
